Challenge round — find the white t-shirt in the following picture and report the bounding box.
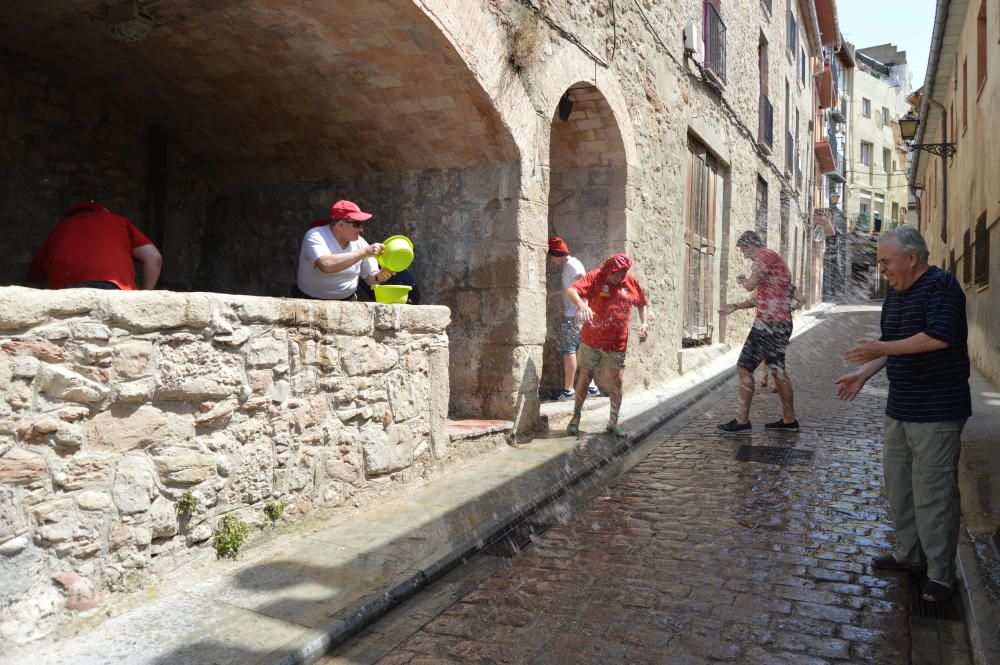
[296,226,378,300]
[561,256,586,318]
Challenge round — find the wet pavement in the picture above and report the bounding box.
[329,305,975,664]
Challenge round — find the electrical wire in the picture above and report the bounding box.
[513,0,609,68]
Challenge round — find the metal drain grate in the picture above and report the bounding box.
[908,573,964,621]
[481,520,553,559]
[735,445,814,466]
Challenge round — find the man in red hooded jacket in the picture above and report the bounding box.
[27,202,162,290]
[564,253,649,436]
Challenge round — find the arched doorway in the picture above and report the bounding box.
[541,82,628,399]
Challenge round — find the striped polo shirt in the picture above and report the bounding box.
[880,266,971,422]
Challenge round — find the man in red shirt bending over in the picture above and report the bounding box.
[565,253,649,437]
[27,202,162,291]
[717,231,799,434]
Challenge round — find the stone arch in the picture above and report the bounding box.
[541,82,630,398]
[0,0,526,421]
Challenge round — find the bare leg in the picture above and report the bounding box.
[770,367,796,422]
[606,368,624,414]
[567,367,593,435]
[737,367,755,424]
[759,361,768,387]
[562,353,577,392]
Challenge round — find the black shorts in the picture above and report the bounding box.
[737,322,792,372]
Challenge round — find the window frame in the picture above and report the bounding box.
[861,98,871,118]
[860,141,873,167]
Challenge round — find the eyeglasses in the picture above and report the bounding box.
[335,219,365,228]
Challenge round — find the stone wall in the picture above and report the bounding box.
[0,287,450,643]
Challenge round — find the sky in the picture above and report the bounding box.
[836,0,938,91]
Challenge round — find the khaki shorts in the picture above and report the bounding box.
[578,342,626,370]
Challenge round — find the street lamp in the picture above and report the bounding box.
[829,192,840,206]
[899,112,956,158]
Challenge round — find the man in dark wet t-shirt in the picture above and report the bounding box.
[836,226,971,604]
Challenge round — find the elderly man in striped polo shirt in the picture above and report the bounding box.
[835,227,971,604]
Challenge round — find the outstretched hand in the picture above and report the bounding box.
[718,304,736,317]
[833,371,866,401]
[577,303,595,324]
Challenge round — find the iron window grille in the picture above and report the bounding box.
[785,131,794,174]
[703,2,727,83]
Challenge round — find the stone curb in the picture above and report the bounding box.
[267,304,837,665]
[959,523,1000,665]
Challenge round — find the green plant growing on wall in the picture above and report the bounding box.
[263,499,288,524]
[212,514,250,559]
[176,491,200,517]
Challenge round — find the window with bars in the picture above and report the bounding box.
[974,214,990,287]
[683,139,722,347]
[703,1,727,83]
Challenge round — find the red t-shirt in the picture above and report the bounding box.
[572,269,648,352]
[752,248,792,323]
[27,209,153,290]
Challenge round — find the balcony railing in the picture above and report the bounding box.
[758,94,774,151]
[703,2,727,83]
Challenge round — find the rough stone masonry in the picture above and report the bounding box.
[0,287,450,643]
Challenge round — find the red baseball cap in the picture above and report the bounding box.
[548,237,569,254]
[329,200,372,222]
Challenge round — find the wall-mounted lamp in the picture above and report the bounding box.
[899,112,956,158]
[829,192,840,206]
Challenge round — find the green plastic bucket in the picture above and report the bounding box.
[377,235,414,273]
[373,284,412,304]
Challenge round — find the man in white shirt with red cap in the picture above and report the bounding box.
[295,200,392,301]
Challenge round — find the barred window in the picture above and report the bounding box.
[974,214,990,287]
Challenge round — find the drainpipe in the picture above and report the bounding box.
[908,0,951,197]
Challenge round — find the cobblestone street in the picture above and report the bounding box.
[361,307,970,664]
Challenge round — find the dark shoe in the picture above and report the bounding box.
[871,553,927,572]
[765,419,800,431]
[554,389,575,401]
[922,580,954,603]
[717,419,752,434]
[587,385,600,397]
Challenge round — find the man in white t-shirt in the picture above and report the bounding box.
[547,237,599,400]
[295,200,392,301]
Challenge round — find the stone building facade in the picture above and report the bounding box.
[0,0,843,637]
[845,45,911,237]
[912,0,999,385]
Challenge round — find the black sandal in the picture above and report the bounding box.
[871,553,926,572]
[922,580,954,603]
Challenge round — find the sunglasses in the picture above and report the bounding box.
[335,219,365,228]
